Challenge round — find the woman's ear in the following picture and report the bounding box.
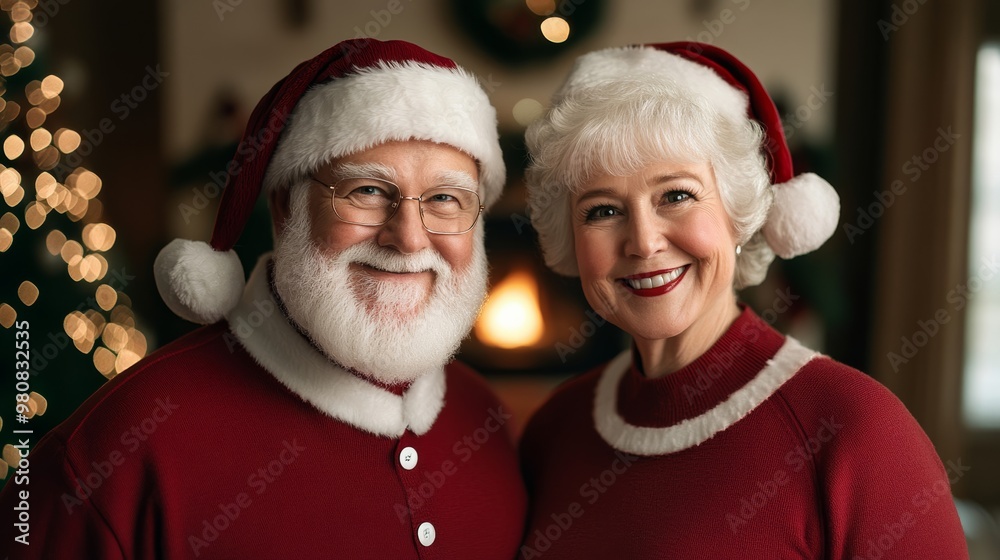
[269,187,292,238]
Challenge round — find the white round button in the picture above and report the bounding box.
[417,521,436,546]
[399,446,418,470]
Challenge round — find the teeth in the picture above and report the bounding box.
[626,267,684,290]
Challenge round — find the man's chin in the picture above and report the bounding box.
[350,267,435,315]
[365,301,426,324]
[352,285,432,320]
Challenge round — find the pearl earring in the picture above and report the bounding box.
[735,244,742,256]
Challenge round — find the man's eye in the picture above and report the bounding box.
[351,185,391,197]
[427,193,456,203]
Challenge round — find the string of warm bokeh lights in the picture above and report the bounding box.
[526,0,571,43]
[0,0,147,477]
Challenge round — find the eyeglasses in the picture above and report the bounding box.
[311,176,484,234]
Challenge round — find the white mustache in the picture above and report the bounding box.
[333,242,452,278]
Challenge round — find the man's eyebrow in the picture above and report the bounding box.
[329,162,397,182]
[436,169,479,190]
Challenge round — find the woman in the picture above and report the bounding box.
[518,42,968,558]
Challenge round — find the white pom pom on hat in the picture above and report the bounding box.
[154,39,506,324]
[154,239,244,325]
[763,172,840,259]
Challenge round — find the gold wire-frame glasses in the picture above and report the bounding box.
[311,176,484,234]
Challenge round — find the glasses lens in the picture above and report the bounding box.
[420,187,481,233]
[332,178,398,225]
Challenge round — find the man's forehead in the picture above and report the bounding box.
[324,140,477,169]
[321,158,479,189]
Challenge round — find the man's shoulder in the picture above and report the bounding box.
[44,322,252,451]
[91,321,241,394]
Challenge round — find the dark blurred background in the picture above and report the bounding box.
[0,0,998,554]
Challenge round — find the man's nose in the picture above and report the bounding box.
[375,197,431,254]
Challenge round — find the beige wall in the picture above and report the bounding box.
[163,0,835,160]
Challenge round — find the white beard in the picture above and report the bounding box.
[271,186,488,385]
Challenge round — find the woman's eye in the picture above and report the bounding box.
[585,205,620,221]
[664,191,692,204]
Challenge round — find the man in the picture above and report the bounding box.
[0,39,526,558]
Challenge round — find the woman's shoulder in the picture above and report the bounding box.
[778,354,908,418]
[772,353,936,460]
[518,359,611,447]
[532,361,608,417]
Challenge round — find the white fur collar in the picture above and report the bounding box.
[225,257,445,437]
[593,337,817,456]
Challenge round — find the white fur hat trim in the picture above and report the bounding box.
[263,61,505,209]
[554,46,748,122]
[154,239,245,324]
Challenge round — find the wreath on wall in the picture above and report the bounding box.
[450,0,606,66]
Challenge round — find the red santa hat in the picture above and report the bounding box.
[154,39,505,324]
[555,41,839,259]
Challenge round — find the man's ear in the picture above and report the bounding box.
[269,187,292,238]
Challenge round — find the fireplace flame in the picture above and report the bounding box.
[475,270,544,348]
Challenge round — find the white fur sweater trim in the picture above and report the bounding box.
[593,337,817,456]
[226,256,445,437]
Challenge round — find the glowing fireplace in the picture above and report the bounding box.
[474,270,544,349]
[460,257,624,374]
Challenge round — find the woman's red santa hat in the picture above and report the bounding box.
[555,41,839,260]
[154,39,505,325]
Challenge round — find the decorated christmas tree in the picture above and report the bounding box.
[0,0,146,481]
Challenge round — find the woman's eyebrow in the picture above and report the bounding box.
[574,187,619,207]
[649,171,704,185]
